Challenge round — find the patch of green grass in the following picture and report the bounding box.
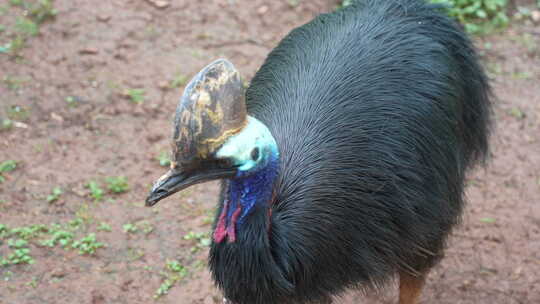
[2,36,26,56]
[86,181,104,201]
[106,176,129,193]
[183,231,211,253]
[40,230,74,248]
[9,0,57,23]
[166,260,188,276]
[1,239,34,265]
[27,0,57,24]
[170,73,188,88]
[155,278,175,298]
[123,223,138,234]
[125,88,145,104]
[479,217,496,223]
[3,0,56,57]
[508,107,525,119]
[65,96,78,107]
[0,224,8,238]
[0,160,17,173]
[1,119,13,131]
[71,233,104,255]
[97,222,112,232]
[68,218,84,230]
[154,260,189,299]
[15,17,38,36]
[0,160,17,183]
[46,187,62,203]
[156,151,171,167]
[10,224,48,240]
[9,0,25,7]
[26,277,38,288]
[139,221,154,235]
[430,0,509,34]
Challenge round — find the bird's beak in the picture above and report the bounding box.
[145,166,236,207]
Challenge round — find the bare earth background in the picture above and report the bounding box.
[1,0,539,303]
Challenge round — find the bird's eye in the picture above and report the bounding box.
[250,147,260,161]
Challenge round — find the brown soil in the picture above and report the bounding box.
[1,1,539,303]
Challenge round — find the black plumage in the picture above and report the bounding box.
[210,1,490,303]
[146,0,492,303]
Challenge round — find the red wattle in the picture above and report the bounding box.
[214,200,229,243]
[227,205,242,243]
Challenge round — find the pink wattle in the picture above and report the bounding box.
[213,199,243,243]
[213,200,229,243]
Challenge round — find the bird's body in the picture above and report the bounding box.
[147,1,492,303]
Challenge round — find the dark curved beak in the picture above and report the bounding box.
[145,167,236,207]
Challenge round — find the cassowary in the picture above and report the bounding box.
[146,0,492,303]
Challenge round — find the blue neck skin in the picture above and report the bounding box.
[227,151,280,225]
[214,149,279,243]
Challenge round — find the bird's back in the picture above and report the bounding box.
[244,0,490,299]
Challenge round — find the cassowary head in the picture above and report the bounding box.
[146,59,277,206]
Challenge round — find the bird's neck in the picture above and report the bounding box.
[213,151,279,243]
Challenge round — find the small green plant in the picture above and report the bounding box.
[139,221,154,235]
[9,0,57,23]
[15,17,39,36]
[0,160,17,173]
[156,151,171,167]
[170,73,188,88]
[71,233,104,255]
[10,224,48,240]
[2,239,34,265]
[46,187,63,203]
[26,277,39,288]
[0,160,17,183]
[154,260,189,298]
[123,223,138,233]
[183,231,211,253]
[155,278,175,298]
[430,0,509,34]
[4,0,56,56]
[106,176,129,193]
[166,260,188,276]
[125,88,145,104]
[97,222,112,232]
[0,224,8,238]
[479,217,496,223]
[41,230,74,248]
[65,96,79,107]
[27,0,57,24]
[508,107,525,119]
[68,218,84,230]
[1,118,13,131]
[1,37,25,56]
[9,0,25,7]
[86,181,104,201]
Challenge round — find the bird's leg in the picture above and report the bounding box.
[398,271,426,304]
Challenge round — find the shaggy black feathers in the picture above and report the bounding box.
[209,0,492,303]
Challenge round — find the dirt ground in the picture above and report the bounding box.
[1,0,539,303]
